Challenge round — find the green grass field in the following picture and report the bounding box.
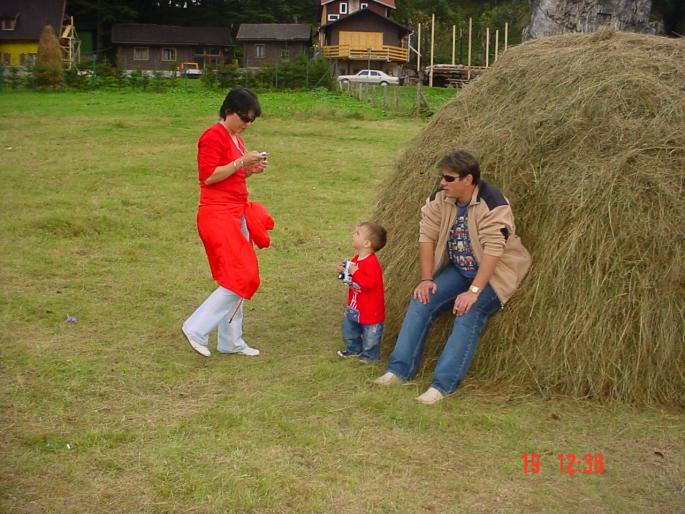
[1,89,683,513]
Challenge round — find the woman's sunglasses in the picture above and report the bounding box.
[440,174,461,183]
[237,113,255,123]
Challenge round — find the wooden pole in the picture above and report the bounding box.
[485,27,490,68]
[451,25,456,65]
[467,17,472,80]
[429,13,435,88]
[495,29,499,62]
[417,23,421,74]
[504,22,509,52]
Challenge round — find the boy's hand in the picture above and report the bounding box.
[336,262,345,272]
[348,263,358,275]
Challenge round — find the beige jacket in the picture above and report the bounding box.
[418,182,531,304]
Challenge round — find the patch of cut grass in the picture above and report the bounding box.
[0,90,683,513]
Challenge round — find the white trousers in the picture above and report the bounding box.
[183,216,249,353]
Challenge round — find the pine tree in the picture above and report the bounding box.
[34,25,64,88]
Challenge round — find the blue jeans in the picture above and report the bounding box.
[386,265,502,395]
[342,315,384,361]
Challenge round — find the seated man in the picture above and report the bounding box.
[374,150,531,404]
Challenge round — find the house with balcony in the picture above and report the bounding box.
[318,0,409,77]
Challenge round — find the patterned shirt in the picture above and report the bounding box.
[447,203,479,278]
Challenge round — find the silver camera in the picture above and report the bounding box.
[338,260,353,285]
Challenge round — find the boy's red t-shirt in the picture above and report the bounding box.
[347,253,385,325]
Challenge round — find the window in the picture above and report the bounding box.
[133,47,149,61]
[361,3,368,9]
[3,53,10,65]
[1,18,16,30]
[327,14,339,22]
[340,2,348,14]
[256,44,265,58]
[281,48,289,60]
[161,47,176,61]
[19,53,36,66]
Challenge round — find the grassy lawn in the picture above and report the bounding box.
[0,89,683,513]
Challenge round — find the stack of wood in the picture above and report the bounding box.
[423,64,487,88]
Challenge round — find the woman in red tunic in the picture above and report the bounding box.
[183,88,272,357]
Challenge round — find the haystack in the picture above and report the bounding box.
[375,28,685,405]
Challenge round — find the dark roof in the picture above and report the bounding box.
[0,0,66,42]
[111,23,233,46]
[236,24,311,42]
[320,0,396,9]
[320,7,410,35]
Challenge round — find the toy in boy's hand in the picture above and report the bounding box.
[337,260,354,285]
[259,151,269,160]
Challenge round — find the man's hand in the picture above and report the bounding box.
[413,280,437,304]
[453,291,478,316]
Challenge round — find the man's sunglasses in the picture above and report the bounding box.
[440,174,461,183]
[237,113,255,123]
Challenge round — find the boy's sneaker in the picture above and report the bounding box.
[358,357,378,365]
[337,349,361,358]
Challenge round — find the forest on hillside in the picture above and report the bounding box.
[69,0,683,64]
[69,0,531,59]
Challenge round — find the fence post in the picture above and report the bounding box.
[91,54,97,89]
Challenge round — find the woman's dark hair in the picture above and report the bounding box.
[438,150,481,184]
[219,88,262,120]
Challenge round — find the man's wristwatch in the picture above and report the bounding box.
[469,285,481,295]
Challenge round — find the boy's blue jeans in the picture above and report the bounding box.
[342,314,384,361]
[386,265,502,395]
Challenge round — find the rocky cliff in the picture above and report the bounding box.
[523,0,662,39]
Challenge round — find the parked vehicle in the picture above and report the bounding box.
[179,62,202,79]
[336,69,399,86]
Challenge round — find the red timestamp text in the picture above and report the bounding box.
[521,453,605,474]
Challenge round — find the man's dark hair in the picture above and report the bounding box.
[219,88,262,120]
[360,221,387,252]
[438,150,480,185]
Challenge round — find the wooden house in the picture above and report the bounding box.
[0,0,77,68]
[320,0,395,23]
[111,23,233,71]
[318,0,410,76]
[235,24,311,68]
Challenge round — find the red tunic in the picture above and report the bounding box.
[195,123,267,299]
[347,253,385,325]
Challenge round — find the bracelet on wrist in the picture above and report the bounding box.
[420,278,434,282]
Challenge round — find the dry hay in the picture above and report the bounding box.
[374,28,685,405]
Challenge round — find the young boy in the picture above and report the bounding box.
[336,221,387,363]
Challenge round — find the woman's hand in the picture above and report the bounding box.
[245,161,267,177]
[413,279,437,305]
[242,150,267,167]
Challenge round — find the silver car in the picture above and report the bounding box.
[337,69,399,86]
